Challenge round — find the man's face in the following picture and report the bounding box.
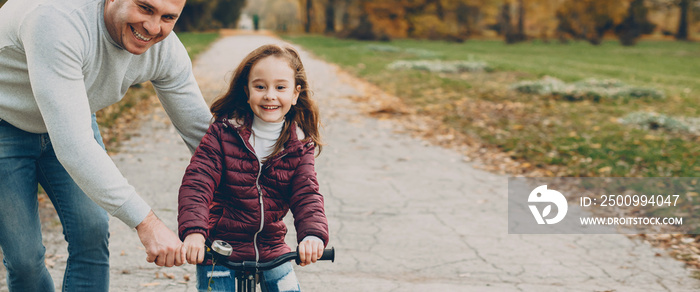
[103,0,185,55]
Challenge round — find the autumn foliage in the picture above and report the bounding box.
[289,0,696,45]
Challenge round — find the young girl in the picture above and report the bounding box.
[177,44,329,292]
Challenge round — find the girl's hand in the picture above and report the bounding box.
[183,233,206,264]
[298,236,324,267]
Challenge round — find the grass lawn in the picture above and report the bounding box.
[178,31,221,59]
[284,35,700,178]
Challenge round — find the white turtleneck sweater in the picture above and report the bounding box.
[250,116,284,162]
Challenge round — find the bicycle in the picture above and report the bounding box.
[203,240,335,292]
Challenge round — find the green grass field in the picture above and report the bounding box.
[284,35,700,177]
[178,32,220,59]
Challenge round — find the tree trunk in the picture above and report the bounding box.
[517,0,525,40]
[675,0,689,40]
[500,2,512,36]
[325,0,336,34]
[305,0,313,33]
[435,0,445,21]
[341,0,352,31]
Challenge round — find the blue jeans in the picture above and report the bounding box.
[0,115,110,292]
[197,261,301,292]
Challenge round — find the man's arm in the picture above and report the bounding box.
[21,6,184,266]
[151,33,212,154]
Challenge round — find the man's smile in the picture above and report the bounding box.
[130,26,152,42]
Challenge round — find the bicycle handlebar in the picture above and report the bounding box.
[204,240,335,272]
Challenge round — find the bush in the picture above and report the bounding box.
[387,60,491,73]
[511,77,665,101]
[508,76,567,95]
[620,112,690,133]
[365,44,402,53]
[365,45,440,58]
[403,48,441,59]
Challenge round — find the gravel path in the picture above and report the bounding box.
[2,32,699,292]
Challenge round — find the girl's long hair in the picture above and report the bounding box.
[210,44,322,158]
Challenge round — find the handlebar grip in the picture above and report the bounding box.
[295,247,335,264]
[319,247,335,262]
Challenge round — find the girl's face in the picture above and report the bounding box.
[246,56,301,123]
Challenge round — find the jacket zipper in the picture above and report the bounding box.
[229,122,302,262]
[234,129,265,262]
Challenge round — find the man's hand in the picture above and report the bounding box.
[135,210,186,267]
[183,233,206,264]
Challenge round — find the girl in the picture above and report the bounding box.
[178,44,329,292]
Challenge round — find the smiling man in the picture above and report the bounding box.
[0,0,212,291]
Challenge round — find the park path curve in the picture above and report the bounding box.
[1,33,699,292]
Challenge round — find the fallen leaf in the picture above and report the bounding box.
[45,258,55,268]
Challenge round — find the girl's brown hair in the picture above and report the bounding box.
[210,44,322,158]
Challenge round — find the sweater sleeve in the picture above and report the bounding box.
[178,123,225,240]
[289,145,330,246]
[150,33,211,154]
[21,6,150,228]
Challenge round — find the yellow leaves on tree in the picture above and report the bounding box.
[363,1,410,38]
[555,0,630,44]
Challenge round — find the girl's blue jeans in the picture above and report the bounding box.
[0,115,110,292]
[197,261,301,292]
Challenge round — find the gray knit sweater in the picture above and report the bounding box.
[0,0,212,228]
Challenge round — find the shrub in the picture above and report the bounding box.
[620,112,690,133]
[403,48,441,58]
[508,76,567,95]
[387,60,491,73]
[365,44,402,53]
[511,77,665,101]
[365,45,440,58]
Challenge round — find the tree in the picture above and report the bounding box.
[615,0,656,45]
[325,0,337,34]
[555,0,627,45]
[304,0,314,33]
[176,0,246,31]
[176,0,219,31]
[214,0,247,28]
[341,0,354,31]
[675,0,690,40]
[509,0,527,43]
[455,2,482,36]
[500,2,514,38]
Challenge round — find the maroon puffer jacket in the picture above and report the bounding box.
[178,116,329,262]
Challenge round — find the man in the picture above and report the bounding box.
[0,0,212,290]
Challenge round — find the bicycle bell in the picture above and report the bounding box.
[212,240,233,256]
